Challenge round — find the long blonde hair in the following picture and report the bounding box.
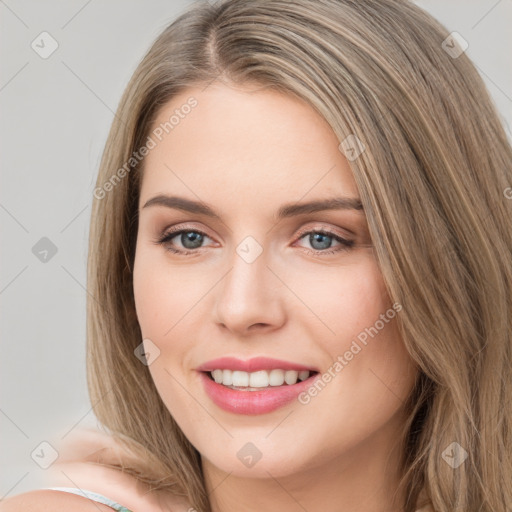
[86,1,512,511]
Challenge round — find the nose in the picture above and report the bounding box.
[213,243,286,336]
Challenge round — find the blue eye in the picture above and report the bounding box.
[296,230,354,255]
[171,230,207,250]
[154,227,354,256]
[156,229,213,254]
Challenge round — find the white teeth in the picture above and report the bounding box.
[249,370,269,388]
[269,369,285,386]
[209,369,312,387]
[284,370,298,385]
[222,369,233,385]
[298,370,310,381]
[232,370,249,387]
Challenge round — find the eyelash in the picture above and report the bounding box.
[153,225,355,257]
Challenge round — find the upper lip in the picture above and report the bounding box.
[197,357,319,373]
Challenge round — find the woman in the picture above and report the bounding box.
[3,0,511,511]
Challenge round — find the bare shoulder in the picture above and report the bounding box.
[0,489,116,511]
[23,428,192,512]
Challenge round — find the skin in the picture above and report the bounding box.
[133,81,418,512]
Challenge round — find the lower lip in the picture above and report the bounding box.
[199,371,319,415]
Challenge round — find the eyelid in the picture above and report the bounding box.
[154,221,357,258]
[158,221,352,244]
[293,223,354,240]
[160,224,216,248]
[159,222,216,240]
[292,226,354,253]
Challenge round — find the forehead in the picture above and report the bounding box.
[139,82,360,210]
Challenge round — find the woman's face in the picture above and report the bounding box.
[133,81,417,481]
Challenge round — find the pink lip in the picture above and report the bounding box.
[196,356,318,373]
[198,371,320,415]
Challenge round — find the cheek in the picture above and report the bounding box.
[133,254,165,337]
[132,246,203,337]
[293,256,412,394]
[132,247,199,414]
[334,262,408,375]
[288,255,393,347]
[341,263,397,347]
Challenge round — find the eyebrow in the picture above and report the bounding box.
[142,194,364,220]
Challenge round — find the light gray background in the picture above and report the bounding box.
[1,0,510,499]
